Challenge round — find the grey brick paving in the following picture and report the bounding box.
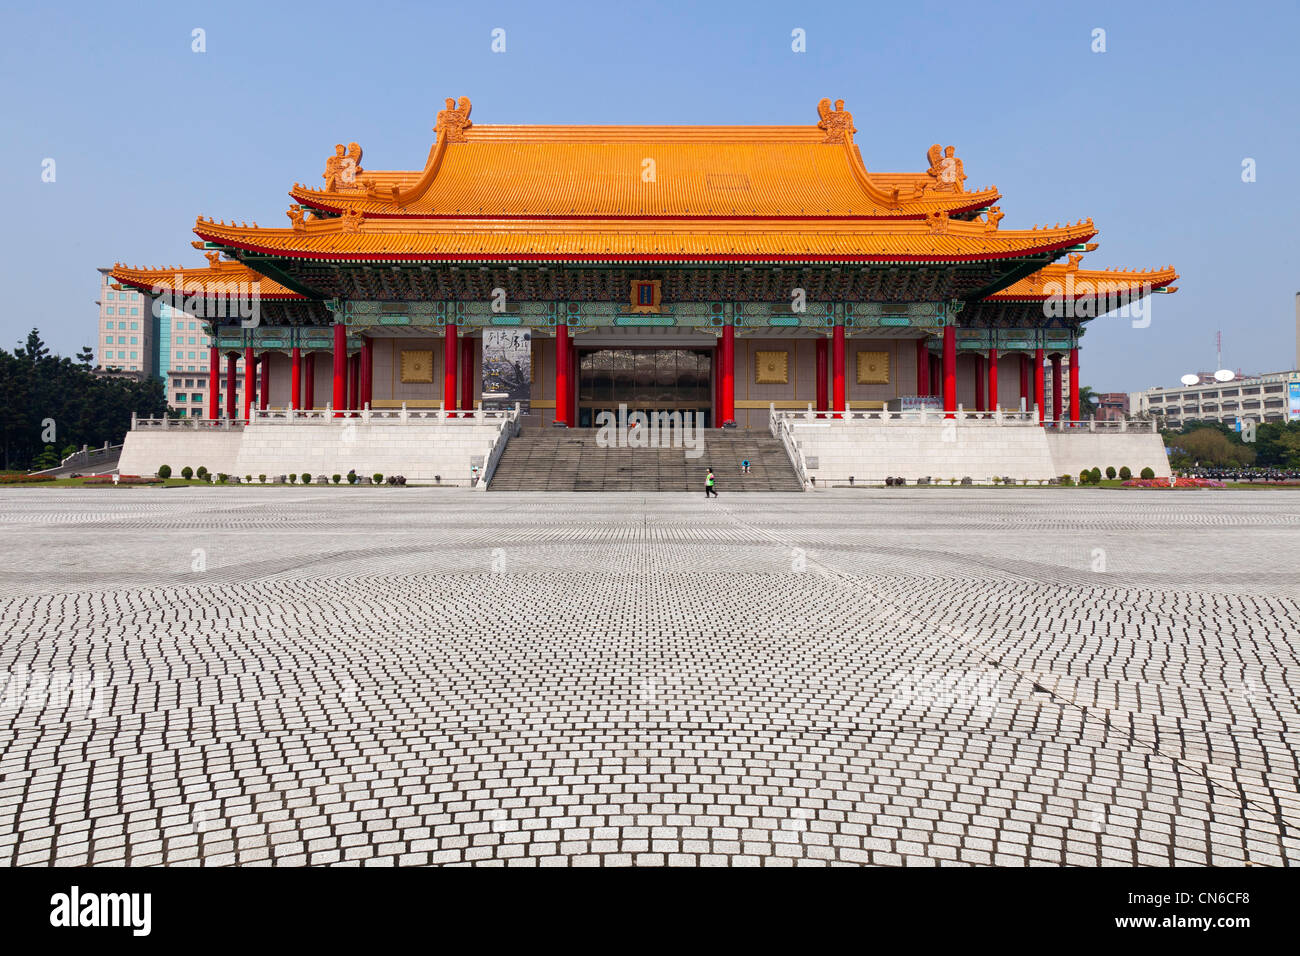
[0,487,1297,867]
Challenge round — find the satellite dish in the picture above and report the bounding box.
[1213,369,1234,382]
[1180,374,1199,386]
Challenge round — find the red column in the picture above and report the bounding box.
[303,352,315,410]
[942,324,956,416]
[988,348,999,412]
[1034,348,1046,423]
[332,322,346,416]
[1051,354,1063,424]
[459,336,474,413]
[915,338,930,396]
[554,324,569,426]
[1019,354,1030,411]
[358,338,374,408]
[831,323,845,417]
[242,347,255,421]
[347,353,359,415]
[974,355,986,412]
[713,345,721,426]
[1069,347,1080,425]
[259,354,270,411]
[290,348,302,411]
[815,338,828,416]
[443,323,458,416]
[721,324,736,425]
[570,341,579,428]
[225,353,237,420]
[208,346,220,419]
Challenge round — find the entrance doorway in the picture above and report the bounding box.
[576,347,714,428]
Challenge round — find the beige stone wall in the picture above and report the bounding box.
[372,337,443,407]
[1044,431,1171,479]
[786,419,1171,484]
[118,429,244,476]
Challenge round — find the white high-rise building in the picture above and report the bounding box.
[94,267,152,376]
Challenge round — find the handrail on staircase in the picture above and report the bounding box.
[769,403,813,491]
[477,403,522,490]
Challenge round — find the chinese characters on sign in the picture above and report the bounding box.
[482,329,531,413]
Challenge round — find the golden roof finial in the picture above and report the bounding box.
[816,98,855,145]
[435,97,473,144]
[926,145,967,193]
[324,142,364,191]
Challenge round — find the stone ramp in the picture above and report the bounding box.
[488,428,803,492]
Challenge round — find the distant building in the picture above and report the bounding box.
[157,300,222,416]
[95,268,153,376]
[1094,392,1128,421]
[1130,370,1300,428]
[98,267,234,416]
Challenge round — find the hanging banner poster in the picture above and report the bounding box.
[482,328,531,413]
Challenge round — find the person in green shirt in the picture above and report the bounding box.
[705,468,717,498]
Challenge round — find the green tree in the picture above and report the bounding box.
[1179,427,1255,467]
[1075,385,1101,419]
[0,330,165,470]
[1255,422,1300,468]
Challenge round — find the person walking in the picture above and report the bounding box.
[705,468,718,498]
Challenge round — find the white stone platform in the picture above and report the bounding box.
[772,407,1171,485]
[118,406,520,486]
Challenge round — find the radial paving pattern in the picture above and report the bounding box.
[0,487,1297,867]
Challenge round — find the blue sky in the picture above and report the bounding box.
[4,0,1297,391]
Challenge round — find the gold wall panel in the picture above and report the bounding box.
[400,349,434,383]
[856,350,890,385]
[754,350,789,385]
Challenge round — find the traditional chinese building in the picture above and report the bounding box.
[112,96,1177,433]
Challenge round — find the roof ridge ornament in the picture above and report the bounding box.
[339,208,365,233]
[323,142,364,191]
[287,204,307,232]
[816,98,855,144]
[926,144,967,193]
[436,96,473,144]
[982,206,1004,232]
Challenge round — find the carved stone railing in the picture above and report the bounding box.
[768,405,814,491]
[769,405,1157,432]
[133,403,525,429]
[131,415,247,430]
[478,408,523,491]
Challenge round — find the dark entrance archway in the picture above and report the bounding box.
[576,347,715,428]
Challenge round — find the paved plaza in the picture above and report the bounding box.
[0,487,1297,867]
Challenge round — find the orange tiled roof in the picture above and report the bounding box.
[993,256,1179,300]
[111,258,304,299]
[288,98,999,220]
[194,214,1095,264]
